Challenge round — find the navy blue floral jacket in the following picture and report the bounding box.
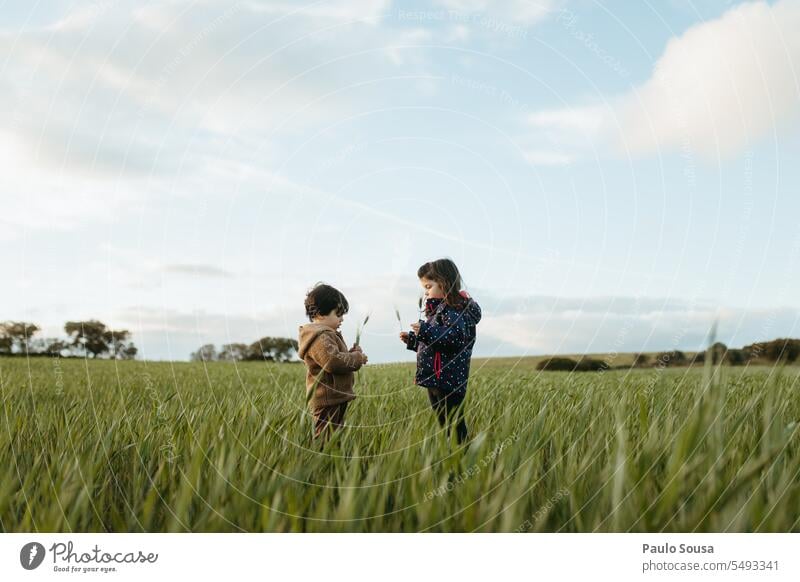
[405,292,482,393]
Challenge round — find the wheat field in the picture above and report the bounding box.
[1,357,798,532]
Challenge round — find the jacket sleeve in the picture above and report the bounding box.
[416,309,467,351]
[405,331,418,351]
[306,333,365,373]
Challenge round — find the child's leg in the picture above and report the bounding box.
[313,401,349,440]
[427,388,468,443]
[427,388,449,427]
[444,390,469,444]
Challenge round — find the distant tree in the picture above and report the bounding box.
[694,342,747,366]
[741,343,759,362]
[775,339,800,362]
[0,321,40,354]
[743,338,800,364]
[64,320,136,359]
[247,337,298,362]
[26,338,57,357]
[278,338,299,362]
[654,350,686,367]
[219,343,249,362]
[103,329,137,360]
[632,353,649,368]
[42,339,71,357]
[708,342,728,365]
[0,331,11,355]
[726,349,746,366]
[65,320,110,357]
[575,358,608,372]
[191,344,218,362]
[247,338,273,361]
[536,357,579,371]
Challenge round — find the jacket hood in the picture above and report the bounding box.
[425,293,482,325]
[298,322,338,359]
[464,297,482,325]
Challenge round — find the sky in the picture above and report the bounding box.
[1,0,799,363]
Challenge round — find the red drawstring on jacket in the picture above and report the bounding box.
[434,352,442,379]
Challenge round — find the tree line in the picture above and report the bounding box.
[646,338,800,368]
[0,320,137,359]
[537,338,800,372]
[190,337,299,363]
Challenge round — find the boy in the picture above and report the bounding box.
[298,283,368,441]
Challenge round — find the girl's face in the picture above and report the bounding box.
[420,277,445,299]
[315,309,344,331]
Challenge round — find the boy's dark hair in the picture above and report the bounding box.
[305,283,349,322]
[417,258,467,309]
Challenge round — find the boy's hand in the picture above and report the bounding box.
[399,331,409,344]
[359,352,368,365]
[410,322,421,334]
[349,344,363,352]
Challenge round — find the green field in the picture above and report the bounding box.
[1,356,799,532]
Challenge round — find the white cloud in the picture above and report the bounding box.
[0,0,434,240]
[527,0,800,161]
[0,130,144,235]
[428,0,555,45]
[528,105,610,135]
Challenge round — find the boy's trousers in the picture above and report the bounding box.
[312,401,350,440]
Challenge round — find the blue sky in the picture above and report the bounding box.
[1,0,799,362]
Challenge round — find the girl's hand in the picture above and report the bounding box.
[410,322,420,334]
[399,331,409,344]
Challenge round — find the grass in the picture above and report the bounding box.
[1,356,799,532]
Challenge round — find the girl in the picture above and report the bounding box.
[400,259,481,444]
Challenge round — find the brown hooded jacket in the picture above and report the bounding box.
[297,322,366,409]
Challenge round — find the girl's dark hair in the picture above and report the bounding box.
[305,283,349,322]
[417,258,467,309]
